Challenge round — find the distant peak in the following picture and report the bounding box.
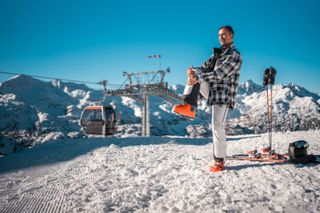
[241,79,263,88]
[51,79,62,88]
[238,79,264,95]
[245,79,254,83]
[170,84,184,90]
[3,74,44,85]
[284,83,319,100]
[243,79,259,87]
[9,74,32,81]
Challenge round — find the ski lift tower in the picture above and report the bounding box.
[105,68,182,136]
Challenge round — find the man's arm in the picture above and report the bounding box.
[202,51,242,82]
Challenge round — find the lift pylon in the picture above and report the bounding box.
[105,68,182,136]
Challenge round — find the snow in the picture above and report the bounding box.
[70,89,87,99]
[0,93,38,130]
[121,96,142,118]
[37,112,49,123]
[1,75,320,154]
[238,79,264,96]
[41,132,65,143]
[0,131,320,212]
[0,75,77,116]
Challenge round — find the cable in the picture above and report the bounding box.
[0,70,121,86]
[0,70,103,85]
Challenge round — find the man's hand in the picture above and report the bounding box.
[187,67,198,85]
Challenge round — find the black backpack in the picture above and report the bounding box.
[288,140,320,164]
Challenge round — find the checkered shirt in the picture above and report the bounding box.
[200,43,242,109]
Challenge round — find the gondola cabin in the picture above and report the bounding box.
[80,106,117,136]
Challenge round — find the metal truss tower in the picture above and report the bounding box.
[104,68,182,136]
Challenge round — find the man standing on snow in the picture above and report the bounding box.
[173,25,242,172]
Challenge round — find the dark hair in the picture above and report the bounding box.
[219,25,234,35]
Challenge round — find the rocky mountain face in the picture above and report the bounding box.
[0,75,319,155]
[231,80,320,134]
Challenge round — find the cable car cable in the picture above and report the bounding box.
[0,70,120,86]
[0,70,103,85]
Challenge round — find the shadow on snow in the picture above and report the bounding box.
[0,134,261,174]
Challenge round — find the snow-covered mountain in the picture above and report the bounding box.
[0,75,319,155]
[232,81,320,134]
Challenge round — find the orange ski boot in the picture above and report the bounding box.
[209,161,225,172]
[172,104,196,119]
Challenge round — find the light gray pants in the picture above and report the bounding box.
[211,104,228,161]
[184,81,229,161]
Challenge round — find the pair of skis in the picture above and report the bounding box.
[227,148,290,163]
[228,67,281,163]
[227,149,320,164]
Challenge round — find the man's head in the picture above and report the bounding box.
[218,25,234,48]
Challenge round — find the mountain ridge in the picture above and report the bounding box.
[0,75,319,155]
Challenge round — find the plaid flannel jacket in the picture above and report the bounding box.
[200,43,242,109]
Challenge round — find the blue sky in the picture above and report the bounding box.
[1,0,320,92]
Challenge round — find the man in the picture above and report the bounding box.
[173,25,242,172]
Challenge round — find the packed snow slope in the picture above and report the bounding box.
[1,131,320,212]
